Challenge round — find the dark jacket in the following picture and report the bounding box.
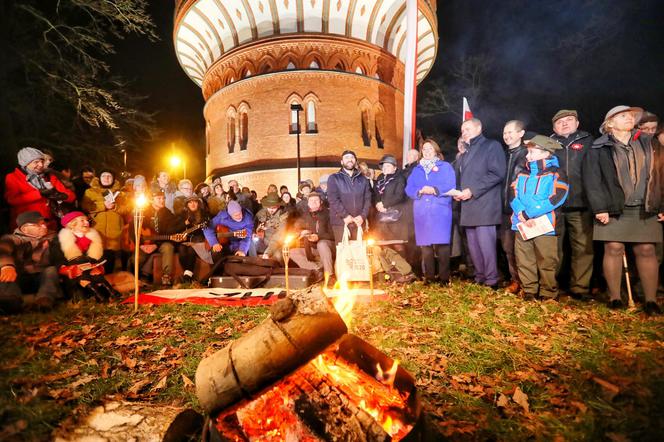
[373,171,411,242]
[550,130,593,210]
[0,230,55,274]
[326,168,371,226]
[130,206,185,242]
[583,131,663,216]
[457,134,506,226]
[294,207,334,242]
[509,156,569,234]
[502,144,528,213]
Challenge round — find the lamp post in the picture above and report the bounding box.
[169,154,186,179]
[367,238,375,303]
[133,193,147,312]
[283,234,294,297]
[290,103,303,185]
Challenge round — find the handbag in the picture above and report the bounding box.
[377,208,402,223]
[335,225,370,281]
[222,256,278,288]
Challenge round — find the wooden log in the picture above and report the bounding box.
[196,286,347,413]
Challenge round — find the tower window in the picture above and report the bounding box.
[306,101,317,133]
[361,109,371,147]
[239,112,248,150]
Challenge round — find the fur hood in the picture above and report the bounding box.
[58,227,104,261]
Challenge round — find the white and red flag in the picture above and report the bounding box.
[463,97,474,122]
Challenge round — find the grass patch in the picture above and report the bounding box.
[1,281,663,440]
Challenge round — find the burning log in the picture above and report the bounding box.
[195,287,347,413]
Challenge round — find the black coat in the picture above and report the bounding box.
[550,130,594,210]
[326,168,371,226]
[583,131,663,216]
[373,171,410,241]
[502,144,528,213]
[457,135,506,226]
[294,207,334,242]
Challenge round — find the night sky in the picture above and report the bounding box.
[112,0,664,181]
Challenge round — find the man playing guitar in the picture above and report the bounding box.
[203,200,253,276]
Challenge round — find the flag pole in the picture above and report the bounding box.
[402,0,419,165]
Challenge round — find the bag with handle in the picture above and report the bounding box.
[335,225,370,281]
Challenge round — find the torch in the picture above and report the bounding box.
[133,193,147,312]
[367,237,375,303]
[283,234,294,297]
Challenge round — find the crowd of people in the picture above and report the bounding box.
[1,105,663,316]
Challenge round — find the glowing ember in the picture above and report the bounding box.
[312,353,412,438]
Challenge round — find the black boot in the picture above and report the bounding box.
[85,283,108,302]
[98,279,122,299]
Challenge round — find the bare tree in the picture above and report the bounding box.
[0,0,158,171]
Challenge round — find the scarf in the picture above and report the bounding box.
[375,173,396,195]
[23,167,53,192]
[419,158,438,177]
[74,232,92,252]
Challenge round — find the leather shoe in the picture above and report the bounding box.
[608,299,624,309]
[644,301,662,316]
[505,281,520,294]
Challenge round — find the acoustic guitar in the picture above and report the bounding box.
[216,225,248,246]
[142,222,207,243]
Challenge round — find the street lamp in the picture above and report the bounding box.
[133,193,147,312]
[290,103,303,184]
[169,154,187,179]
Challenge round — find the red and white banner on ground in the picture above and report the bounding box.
[402,0,419,163]
[463,97,474,122]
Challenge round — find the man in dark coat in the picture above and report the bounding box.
[455,118,506,288]
[501,120,528,293]
[327,150,372,242]
[549,109,594,299]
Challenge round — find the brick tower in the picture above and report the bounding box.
[174,0,438,194]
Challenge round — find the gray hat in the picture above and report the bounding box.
[319,174,329,184]
[551,109,578,123]
[16,211,44,228]
[378,154,398,167]
[17,147,45,167]
[132,175,147,190]
[600,105,644,134]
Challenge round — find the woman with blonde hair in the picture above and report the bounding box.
[584,106,664,315]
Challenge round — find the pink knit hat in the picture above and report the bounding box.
[61,211,86,227]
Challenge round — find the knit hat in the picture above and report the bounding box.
[298,181,312,192]
[185,195,202,204]
[261,192,282,208]
[379,154,398,167]
[17,147,45,167]
[132,175,147,190]
[341,150,357,160]
[551,109,578,123]
[16,211,44,228]
[227,200,242,216]
[600,105,644,134]
[307,191,322,200]
[61,211,86,227]
[525,135,563,153]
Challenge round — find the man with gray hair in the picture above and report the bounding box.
[173,179,194,215]
[455,118,506,289]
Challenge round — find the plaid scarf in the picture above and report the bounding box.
[419,158,438,177]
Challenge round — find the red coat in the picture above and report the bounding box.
[4,167,76,229]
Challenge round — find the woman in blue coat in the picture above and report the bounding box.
[406,139,456,283]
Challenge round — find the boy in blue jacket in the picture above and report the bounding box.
[510,135,569,300]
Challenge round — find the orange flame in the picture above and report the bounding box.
[328,275,357,328]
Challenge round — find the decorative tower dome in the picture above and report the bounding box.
[174,0,438,192]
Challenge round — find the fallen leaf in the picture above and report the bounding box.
[38,368,80,383]
[69,375,97,389]
[101,362,110,379]
[128,379,150,394]
[0,419,27,438]
[592,377,620,401]
[513,386,530,413]
[570,400,588,413]
[152,374,168,391]
[182,374,195,389]
[123,356,138,369]
[496,393,509,408]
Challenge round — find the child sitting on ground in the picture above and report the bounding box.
[509,135,569,300]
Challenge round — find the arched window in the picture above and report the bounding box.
[286,61,296,70]
[309,60,320,69]
[226,107,237,153]
[375,108,385,149]
[290,101,301,134]
[239,112,248,150]
[306,100,317,133]
[355,66,364,74]
[361,109,371,147]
